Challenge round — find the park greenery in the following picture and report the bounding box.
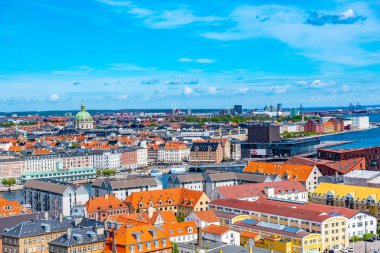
[96,169,117,177]
[1,178,16,186]
[281,131,317,139]
[0,122,36,127]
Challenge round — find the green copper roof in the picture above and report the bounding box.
[75,102,93,122]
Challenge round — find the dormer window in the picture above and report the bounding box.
[149,229,157,238]
[149,201,154,207]
[139,202,143,208]
[158,200,163,206]
[187,227,193,233]
[132,232,141,241]
[168,199,172,205]
[91,234,97,241]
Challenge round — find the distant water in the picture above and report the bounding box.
[320,113,380,149]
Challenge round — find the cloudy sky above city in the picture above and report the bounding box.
[0,0,379,111]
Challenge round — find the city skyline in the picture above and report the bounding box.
[1,0,380,111]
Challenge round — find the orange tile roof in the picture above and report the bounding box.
[163,142,187,150]
[0,196,30,217]
[8,146,24,152]
[243,161,315,182]
[111,224,171,248]
[286,156,365,174]
[32,149,51,155]
[241,231,260,239]
[202,224,230,235]
[192,210,219,223]
[124,188,206,210]
[84,195,128,213]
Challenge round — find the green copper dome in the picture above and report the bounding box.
[75,103,93,122]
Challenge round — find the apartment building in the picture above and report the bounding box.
[311,182,380,223]
[157,142,190,164]
[243,161,323,191]
[233,219,323,253]
[209,198,349,252]
[120,148,138,169]
[2,216,102,253]
[91,177,163,200]
[124,188,210,218]
[209,181,308,202]
[93,150,121,170]
[48,226,105,253]
[189,142,223,164]
[136,146,148,168]
[202,225,240,246]
[0,158,24,183]
[160,221,198,243]
[23,179,89,216]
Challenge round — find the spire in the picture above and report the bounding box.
[81,98,86,111]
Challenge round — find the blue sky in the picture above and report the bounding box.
[0,0,379,111]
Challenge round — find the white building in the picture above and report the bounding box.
[23,179,89,216]
[91,177,163,200]
[24,155,59,174]
[157,142,190,164]
[167,174,205,191]
[161,221,198,243]
[204,172,238,195]
[93,150,121,170]
[136,147,148,168]
[351,116,370,129]
[185,210,220,229]
[347,212,377,238]
[202,224,240,246]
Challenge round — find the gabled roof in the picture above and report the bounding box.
[84,195,127,213]
[124,188,206,209]
[214,181,307,200]
[192,210,219,223]
[160,221,197,237]
[202,224,230,235]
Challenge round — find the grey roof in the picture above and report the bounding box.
[109,177,159,190]
[0,212,55,237]
[178,239,249,253]
[190,142,220,152]
[173,174,205,183]
[234,172,269,183]
[2,217,102,239]
[49,226,105,247]
[23,180,72,194]
[207,172,237,182]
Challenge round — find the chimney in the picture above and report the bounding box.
[44,211,49,220]
[264,187,274,198]
[105,194,109,200]
[59,213,63,223]
[67,228,72,238]
[148,206,154,219]
[197,228,202,246]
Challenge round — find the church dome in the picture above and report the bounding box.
[75,103,93,122]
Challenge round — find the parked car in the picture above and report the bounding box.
[365,237,375,242]
[347,246,354,252]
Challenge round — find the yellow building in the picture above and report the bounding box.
[124,188,210,218]
[48,226,105,253]
[312,182,380,220]
[210,198,349,252]
[1,216,103,253]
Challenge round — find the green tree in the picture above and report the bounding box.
[172,242,179,253]
[1,178,16,186]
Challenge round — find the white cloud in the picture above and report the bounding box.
[177,58,216,64]
[49,94,60,101]
[97,0,131,7]
[178,58,193,63]
[195,58,216,64]
[118,94,128,100]
[201,4,380,66]
[208,86,218,94]
[183,86,195,95]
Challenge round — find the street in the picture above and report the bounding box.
[352,241,380,253]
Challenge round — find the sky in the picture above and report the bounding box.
[0,0,379,111]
